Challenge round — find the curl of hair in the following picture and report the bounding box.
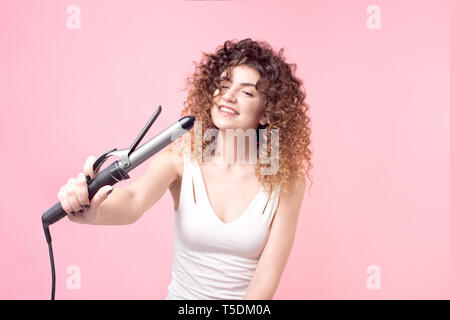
[173,38,313,195]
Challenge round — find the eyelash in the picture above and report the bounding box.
[220,85,254,97]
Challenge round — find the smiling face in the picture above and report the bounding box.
[211,64,267,131]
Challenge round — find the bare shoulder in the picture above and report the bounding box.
[284,172,306,196]
[277,173,306,212]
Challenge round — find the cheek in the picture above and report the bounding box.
[212,92,221,106]
[212,88,221,99]
[245,104,265,118]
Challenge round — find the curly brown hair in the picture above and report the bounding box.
[172,38,313,195]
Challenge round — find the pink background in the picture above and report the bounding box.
[1,0,449,299]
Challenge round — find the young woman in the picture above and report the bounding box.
[58,38,313,300]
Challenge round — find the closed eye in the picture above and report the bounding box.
[220,86,254,97]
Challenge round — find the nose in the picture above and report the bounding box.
[223,91,236,103]
[222,88,237,103]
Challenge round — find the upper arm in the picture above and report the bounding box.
[125,147,181,219]
[244,175,306,299]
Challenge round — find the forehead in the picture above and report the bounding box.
[219,64,260,82]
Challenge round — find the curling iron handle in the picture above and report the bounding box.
[42,161,129,226]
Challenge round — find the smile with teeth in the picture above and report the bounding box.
[219,106,239,115]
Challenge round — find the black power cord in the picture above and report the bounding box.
[43,225,56,300]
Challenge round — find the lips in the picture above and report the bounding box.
[218,105,239,115]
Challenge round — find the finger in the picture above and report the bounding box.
[90,185,113,210]
[75,172,90,209]
[66,178,82,213]
[83,156,97,180]
[58,186,75,216]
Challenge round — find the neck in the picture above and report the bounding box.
[205,129,259,170]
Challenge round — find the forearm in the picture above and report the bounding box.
[243,282,276,300]
[93,187,139,225]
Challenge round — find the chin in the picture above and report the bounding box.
[210,105,239,130]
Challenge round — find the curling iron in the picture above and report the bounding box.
[41,105,195,299]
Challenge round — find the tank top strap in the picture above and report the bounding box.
[180,151,210,207]
[178,151,196,209]
[258,183,281,223]
[186,155,210,209]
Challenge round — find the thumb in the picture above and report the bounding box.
[89,185,114,210]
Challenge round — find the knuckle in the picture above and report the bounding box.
[58,187,67,199]
[66,185,75,195]
[69,202,81,212]
[77,195,89,207]
[75,175,85,186]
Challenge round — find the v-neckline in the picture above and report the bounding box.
[191,159,265,226]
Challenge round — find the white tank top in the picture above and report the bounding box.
[166,151,281,300]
